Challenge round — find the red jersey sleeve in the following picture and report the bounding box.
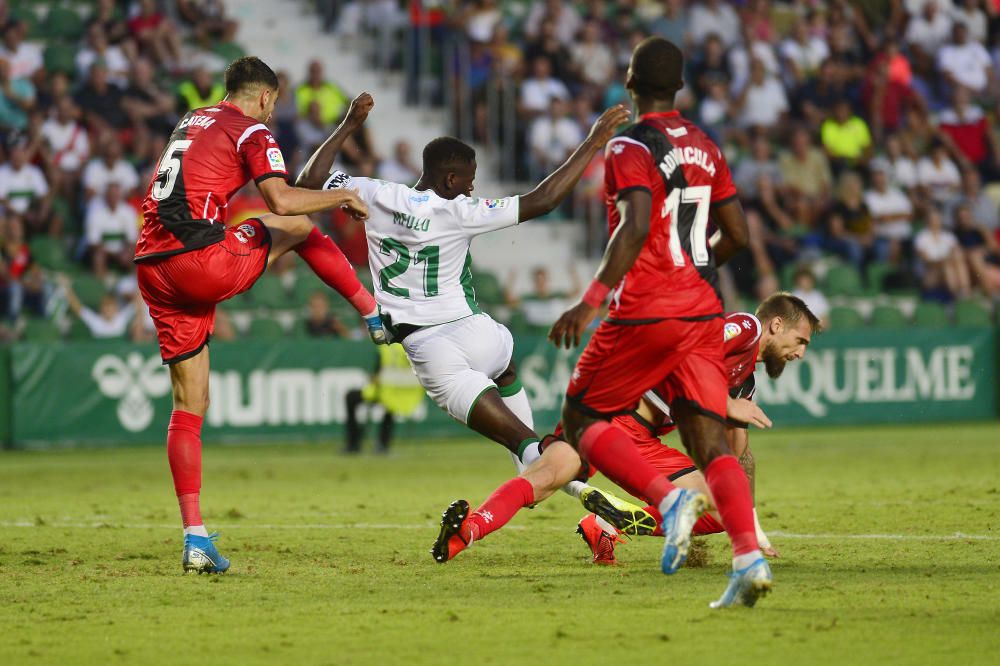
[724,313,761,356]
[238,126,288,184]
[605,137,656,198]
[709,144,737,204]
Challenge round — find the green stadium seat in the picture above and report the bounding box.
[22,318,62,342]
[212,41,245,63]
[252,275,292,310]
[43,43,76,76]
[866,261,894,295]
[72,274,107,309]
[954,300,992,327]
[471,270,504,306]
[913,302,949,328]
[248,317,285,339]
[44,5,85,41]
[828,306,865,330]
[67,317,93,341]
[292,272,327,306]
[869,304,907,328]
[29,236,72,271]
[823,264,863,298]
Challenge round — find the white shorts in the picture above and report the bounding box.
[401,314,514,423]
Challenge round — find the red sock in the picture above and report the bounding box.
[704,455,758,555]
[167,410,203,528]
[296,227,376,315]
[692,512,725,536]
[467,477,535,541]
[579,422,676,506]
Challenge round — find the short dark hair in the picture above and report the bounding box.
[756,292,822,334]
[630,37,684,100]
[422,137,475,176]
[224,56,279,96]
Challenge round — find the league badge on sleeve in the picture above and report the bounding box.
[483,198,508,209]
[724,322,742,342]
[266,147,286,172]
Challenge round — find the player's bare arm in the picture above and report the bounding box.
[709,198,750,266]
[548,188,651,349]
[518,105,630,221]
[296,92,374,190]
[257,174,368,219]
[727,397,772,429]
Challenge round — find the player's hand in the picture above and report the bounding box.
[728,398,772,429]
[365,306,391,345]
[340,188,369,221]
[345,92,374,128]
[548,301,598,349]
[762,544,781,558]
[586,104,631,147]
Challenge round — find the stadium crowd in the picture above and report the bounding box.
[333,0,1000,326]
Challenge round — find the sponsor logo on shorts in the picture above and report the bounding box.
[266,147,286,172]
[724,322,742,342]
[238,223,257,238]
[482,198,507,209]
[92,353,171,432]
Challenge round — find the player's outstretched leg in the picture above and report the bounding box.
[576,513,623,565]
[430,477,535,563]
[580,486,658,536]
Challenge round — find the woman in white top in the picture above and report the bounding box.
[914,207,970,298]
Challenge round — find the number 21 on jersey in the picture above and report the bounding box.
[379,237,440,298]
[661,185,711,267]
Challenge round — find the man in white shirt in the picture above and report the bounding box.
[905,1,953,55]
[528,97,584,178]
[734,59,788,129]
[42,97,91,175]
[0,140,50,232]
[689,0,740,49]
[865,163,914,262]
[86,183,139,278]
[377,140,420,184]
[937,22,996,94]
[523,0,581,46]
[82,135,140,203]
[0,21,42,81]
[519,56,570,118]
[570,21,615,89]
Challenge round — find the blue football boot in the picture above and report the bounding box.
[659,489,709,574]
[182,532,230,574]
[709,558,773,609]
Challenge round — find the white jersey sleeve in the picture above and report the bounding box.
[448,195,521,237]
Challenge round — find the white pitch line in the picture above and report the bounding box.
[2,521,998,541]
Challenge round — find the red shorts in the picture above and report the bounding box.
[611,413,698,480]
[566,317,727,421]
[137,218,271,363]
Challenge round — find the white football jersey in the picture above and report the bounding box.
[327,171,520,326]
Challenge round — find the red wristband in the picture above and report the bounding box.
[582,281,610,309]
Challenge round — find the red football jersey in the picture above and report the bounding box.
[134,101,288,262]
[603,110,737,320]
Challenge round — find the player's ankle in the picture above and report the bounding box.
[732,549,763,570]
[184,525,209,538]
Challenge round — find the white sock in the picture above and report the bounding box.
[184,525,209,538]
[595,515,618,536]
[500,388,534,429]
[519,441,541,466]
[732,550,763,571]
[561,480,589,499]
[657,488,683,518]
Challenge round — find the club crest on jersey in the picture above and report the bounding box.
[483,198,507,209]
[266,147,286,172]
[234,223,256,244]
[724,322,742,341]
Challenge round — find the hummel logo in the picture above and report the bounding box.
[480,511,495,524]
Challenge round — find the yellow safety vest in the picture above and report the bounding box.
[178,81,225,112]
[362,345,424,416]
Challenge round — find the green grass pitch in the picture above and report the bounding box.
[1,422,999,665]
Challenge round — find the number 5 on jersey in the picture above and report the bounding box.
[662,185,711,267]
[379,237,440,298]
[152,139,193,201]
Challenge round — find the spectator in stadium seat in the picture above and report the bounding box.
[42,97,91,195]
[937,22,996,97]
[522,19,574,84]
[780,17,831,85]
[0,140,50,236]
[862,49,921,140]
[271,71,300,162]
[82,134,140,204]
[0,214,36,319]
[953,202,1000,295]
[952,0,988,44]
[951,169,999,232]
[523,0,582,47]
[796,59,853,128]
[727,24,780,94]
[0,20,42,83]
[85,183,139,279]
[821,99,873,173]
[688,0,740,49]
[519,56,570,120]
[295,101,331,157]
[304,290,350,338]
[905,0,953,57]
[378,140,420,184]
[76,24,131,89]
[296,60,350,126]
[733,58,789,131]
[866,161,915,263]
[689,34,730,100]
[505,266,580,328]
[127,0,183,69]
[570,20,616,91]
[917,141,963,203]
[828,171,875,268]
[122,58,177,137]
[75,62,129,133]
[0,56,34,133]
[177,0,239,43]
[791,267,831,329]
[734,136,783,202]
[699,79,734,142]
[646,0,688,48]
[937,87,999,179]
[176,67,225,114]
[528,97,583,180]
[914,206,971,298]
[458,0,502,45]
[778,127,834,221]
[883,133,920,191]
[60,277,134,340]
[88,0,135,54]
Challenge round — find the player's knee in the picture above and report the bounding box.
[693,440,729,468]
[494,361,517,389]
